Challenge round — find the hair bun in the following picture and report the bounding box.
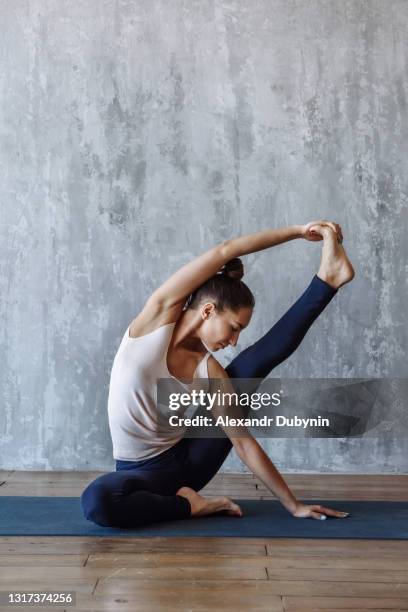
[219,257,244,280]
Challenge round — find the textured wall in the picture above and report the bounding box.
[1,0,407,472]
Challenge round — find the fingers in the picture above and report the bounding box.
[310,511,327,520]
[234,503,243,517]
[333,223,343,243]
[295,503,350,520]
[312,221,344,244]
[305,220,344,244]
[319,505,349,518]
[309,222,333,236]
[309,225,324,237]
[312,504,349,519]
[228,501,243,517]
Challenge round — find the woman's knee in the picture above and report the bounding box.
[81,480,114,527]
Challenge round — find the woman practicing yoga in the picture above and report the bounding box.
[81,221,355,528]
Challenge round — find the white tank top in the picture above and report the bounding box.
[107,322,211,461]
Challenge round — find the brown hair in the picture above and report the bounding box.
[185,258,255,312]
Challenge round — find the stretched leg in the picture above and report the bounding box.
[225,274,336,380]
[226,228,354,381]
[184,437,234,492]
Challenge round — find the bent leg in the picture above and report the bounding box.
[225,275,337,380]
[80,468,191,529]
[184,437,233,492]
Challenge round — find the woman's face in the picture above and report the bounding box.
[199,304,253,352]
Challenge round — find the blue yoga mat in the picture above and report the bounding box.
[1,497,407,539]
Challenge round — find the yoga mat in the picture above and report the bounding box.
[1,497,407,539]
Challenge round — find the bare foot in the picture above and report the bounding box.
[176,486,243,518]
[312,225,355,289]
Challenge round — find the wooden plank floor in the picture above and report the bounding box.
[1,472,408,611]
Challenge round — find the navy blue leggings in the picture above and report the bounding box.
[81,275,337,528]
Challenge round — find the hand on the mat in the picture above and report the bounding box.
[302,221,343,243]
[292,502,349,520]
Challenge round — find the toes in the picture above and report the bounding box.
[230,502,243,516]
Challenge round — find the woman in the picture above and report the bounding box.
[81,221,355,528]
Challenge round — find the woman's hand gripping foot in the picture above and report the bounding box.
[310,224,355,289]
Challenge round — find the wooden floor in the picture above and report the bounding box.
[1,471,408,611]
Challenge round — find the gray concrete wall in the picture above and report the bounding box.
[0,0,407,472]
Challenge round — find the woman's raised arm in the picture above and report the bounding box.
[149,221,340,310]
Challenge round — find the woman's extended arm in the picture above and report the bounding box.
[150,221,340,309]
[235,437,348,520]
[207,356,349,521]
